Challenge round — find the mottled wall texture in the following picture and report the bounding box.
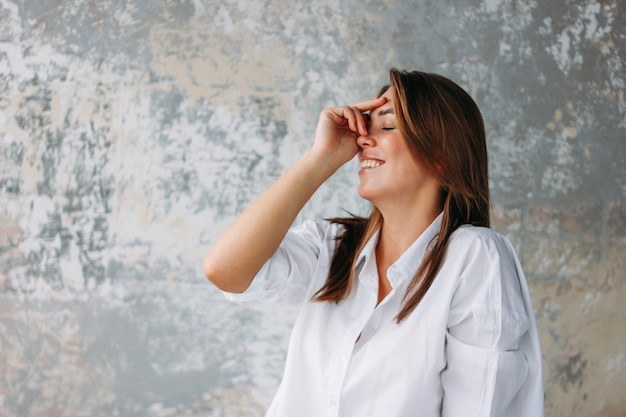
[0,0,624,416]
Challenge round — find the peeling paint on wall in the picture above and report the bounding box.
[1,0,625,416]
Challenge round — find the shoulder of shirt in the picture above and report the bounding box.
[446,225,525,299]
[449,224,514,257]
[296,218,346,239]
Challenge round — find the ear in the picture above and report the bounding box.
[433,161,446,177]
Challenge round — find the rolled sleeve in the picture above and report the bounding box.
[222,219,339,305]
[442,332,529,417]
[223,258,283,303]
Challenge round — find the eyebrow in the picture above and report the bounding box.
[376,108,394,116]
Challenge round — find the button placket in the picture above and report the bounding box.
[326,284,377,415]
[325,334,355,416]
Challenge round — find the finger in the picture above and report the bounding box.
[352,96,388,112]
[333,106,358,133]
[358,112,370,136]
[354,97,387,135]
[329,104,375,136]
[345,107,358,133]
[354,109,369,136]
[351,106,366,134]
[350,106,371,137]
[343,105,370,136]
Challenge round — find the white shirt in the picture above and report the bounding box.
[224,214,544,417]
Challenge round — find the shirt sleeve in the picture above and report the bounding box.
[441,229,540,417]
[222,219,337,305]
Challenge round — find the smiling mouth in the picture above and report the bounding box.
[360,159,384,169]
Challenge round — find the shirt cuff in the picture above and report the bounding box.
[221,247,296,303]
[442,331,529,417]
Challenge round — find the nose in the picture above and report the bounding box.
[357,134,375,148]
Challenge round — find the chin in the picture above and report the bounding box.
[357,186,377,203]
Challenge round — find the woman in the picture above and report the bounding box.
[203,69,544,417]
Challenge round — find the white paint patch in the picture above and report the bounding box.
[545,1,607,75]
[581,291,603,313]
[0,42,34,79]
[113,4,140,27]
[606,352,624,381]
[58,240,86,291]
[18,196,56,251]
[214,5,235,31]
[191,0,206,17]
[483,0,503,13]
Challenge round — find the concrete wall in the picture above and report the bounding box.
[0,0,624,416]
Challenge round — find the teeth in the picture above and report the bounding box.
[360,159,383,169]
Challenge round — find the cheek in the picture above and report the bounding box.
[395,155,429,183]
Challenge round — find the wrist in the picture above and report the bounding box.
[301,148,347,180]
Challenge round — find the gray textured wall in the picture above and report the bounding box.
[0,0,624,416]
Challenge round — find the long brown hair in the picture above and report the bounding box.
[313,68,490,322]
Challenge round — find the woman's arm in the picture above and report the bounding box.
[203,97,387,293]
[441,230,543,416]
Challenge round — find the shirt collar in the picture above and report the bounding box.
[356,212,443,286]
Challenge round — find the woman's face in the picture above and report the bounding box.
[357,88,440,208]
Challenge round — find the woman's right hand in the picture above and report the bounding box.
[311,96,388,169]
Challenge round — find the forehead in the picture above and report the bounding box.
[380,87,394,101]
[373,88,395,116]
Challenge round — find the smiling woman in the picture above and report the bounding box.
[356,87,441,216]
[203,68,544,417]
